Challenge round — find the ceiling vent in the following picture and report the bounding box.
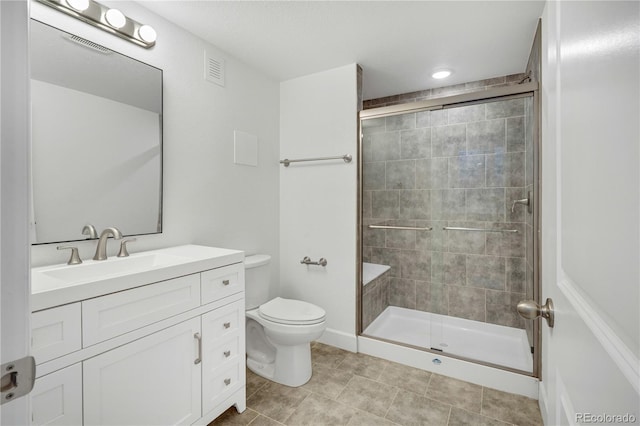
[204,51,225,87]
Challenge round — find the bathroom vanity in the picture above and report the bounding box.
[29,245,246,425]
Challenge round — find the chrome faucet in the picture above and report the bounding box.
[93,227,123,261]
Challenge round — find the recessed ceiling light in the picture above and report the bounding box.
[432,70,452,79]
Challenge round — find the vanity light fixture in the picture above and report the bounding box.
[104,8,126,29]
[65,0,89,12]
[36,0,156,48]
[138,25,158,44]
[432,69,453,79]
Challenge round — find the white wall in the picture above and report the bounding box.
[540,1,639,423]
[30,1,281,292]
[279,64,358,351]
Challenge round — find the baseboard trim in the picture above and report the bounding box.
[317,328,357,352]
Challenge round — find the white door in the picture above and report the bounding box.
[540,1,639,424]
[0,1,32,425]
[83,318,202,426]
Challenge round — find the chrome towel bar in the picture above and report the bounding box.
[443,226,519,233]
[280,154,352,167]
[368,225,433,231]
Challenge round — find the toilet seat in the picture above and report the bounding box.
[258,297,326,325]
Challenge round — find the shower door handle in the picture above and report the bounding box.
[511,191,532,214]
[517,298,554,327]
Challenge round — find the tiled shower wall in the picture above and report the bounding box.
[361,96,534,329]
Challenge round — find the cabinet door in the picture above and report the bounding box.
[201,300,245,415]
[31,364,82,426]
[83,318,201,426]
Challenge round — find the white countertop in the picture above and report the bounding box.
[32,245,244,311]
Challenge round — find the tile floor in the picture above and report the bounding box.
[212,342,543,426]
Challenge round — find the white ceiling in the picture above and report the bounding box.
[141,1,545,100]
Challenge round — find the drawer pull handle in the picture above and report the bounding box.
[223,350,231,357]
[224,378,231,386]
[223,322,231,329]
[222,279,230,286]
[194,333,202,365]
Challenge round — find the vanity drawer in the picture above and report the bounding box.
[32,303,81,364]
[202,360,243,415]
[202,300,244,343]
[201,264,244,304]
[209,334,241,367]
[82,274,201,347]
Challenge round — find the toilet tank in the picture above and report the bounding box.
[244,254,271,310]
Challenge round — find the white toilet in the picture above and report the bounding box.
[244,254,326,387]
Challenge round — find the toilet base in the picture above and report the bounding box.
[247,342,312,387]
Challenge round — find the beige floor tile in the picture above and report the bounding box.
[311,342,349,368]
[284,393,356,425]
[247,381,311,423]
[336,351,390,381]
[347,409,398,425]
[336,375,399,418]
[448,407,511,426]
[377,361,432,395]
[302,363,354,399]
[385,390,452,426]
[249,415,284,426]
[210,407,259,426]
[426,374,483,413]
[481,388,542,426]
[247,368,269,398]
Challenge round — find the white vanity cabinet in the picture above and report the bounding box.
[83,317,203,425]
[30,248,246,426]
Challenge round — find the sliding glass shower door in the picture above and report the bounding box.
[360,92,537,374]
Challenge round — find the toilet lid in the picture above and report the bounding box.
[258,297,326,325]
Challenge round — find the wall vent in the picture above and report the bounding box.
[204,51,225,87]
[66,35,112,54]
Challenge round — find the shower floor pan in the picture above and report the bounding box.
[363,306,532,373]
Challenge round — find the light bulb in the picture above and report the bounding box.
[66,0,89,11]
[138,25,157,43]
[432,70,452,79]
[105,8,126,29]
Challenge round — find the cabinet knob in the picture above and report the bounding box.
[223,322,231,329]
[222,279,230,286]
[223,350,231,357]
[224,378,231,386]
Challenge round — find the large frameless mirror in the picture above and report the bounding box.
[30,19,163,244]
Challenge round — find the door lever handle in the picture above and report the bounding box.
[517,298,554,327]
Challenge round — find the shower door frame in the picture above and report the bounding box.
[356,81,541,378]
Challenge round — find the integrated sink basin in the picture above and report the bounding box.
[32,245,244,311]
[41,252,188,282]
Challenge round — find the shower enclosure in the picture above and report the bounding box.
[358,83,539,376]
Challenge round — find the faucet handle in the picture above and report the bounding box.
[117,238,136,258]
[82,224,98,239]
[57,245,82,265]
